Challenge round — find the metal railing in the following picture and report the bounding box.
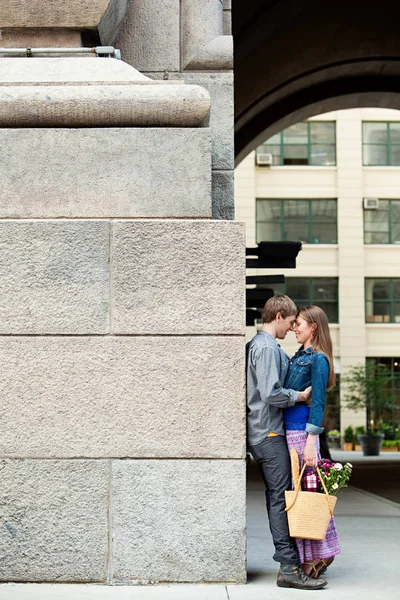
[0,46,121,59]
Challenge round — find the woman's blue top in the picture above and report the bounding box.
[283,346,329,435]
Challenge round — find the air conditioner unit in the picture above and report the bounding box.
[256,152,273,166]
[363,198,379,209]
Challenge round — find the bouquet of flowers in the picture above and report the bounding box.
[317,459,353,495]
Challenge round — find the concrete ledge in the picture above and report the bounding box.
[112,459,246,583]
[0,58,151,84]
[0,460,109,582]
[0,129,211,218]
[0,336,246,458]
[112,220,245,334]
[0,84,210,128]
[0,59,210,127]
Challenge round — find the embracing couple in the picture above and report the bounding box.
[246,295,340,590]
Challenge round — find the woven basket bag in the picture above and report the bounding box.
[285,448,337,541]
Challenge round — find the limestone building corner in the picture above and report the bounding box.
[0,0,246,585]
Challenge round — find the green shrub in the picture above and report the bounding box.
[376,421,397,440]
[382,440,399,449]
[355,425,365,437]
[328,429,340,437]
[344,426,354,443]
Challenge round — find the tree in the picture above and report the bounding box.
[341,362,396,435]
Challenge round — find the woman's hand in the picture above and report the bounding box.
[304,434,318,467]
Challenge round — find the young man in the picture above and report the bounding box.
[246,295,327,590]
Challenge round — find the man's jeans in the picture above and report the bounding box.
[249,435,299,565]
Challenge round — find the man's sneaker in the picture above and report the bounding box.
[277,564,328,590]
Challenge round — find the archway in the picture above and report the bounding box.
[233,1,400,582]
[233,0,400,163]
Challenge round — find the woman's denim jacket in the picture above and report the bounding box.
[283,346,329,435]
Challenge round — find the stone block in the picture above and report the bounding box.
[112,220,245,334]
[0,0,126,30]
[0,336,246,459]
[181,0,228,70]
[0,129,211,218]
[212,170,235,220]
[0,29,82,48]
[172,73,234,170]
[0,220,109,334]
[117,0,180,72]
[112,460,246,583]
[0,460,108,582]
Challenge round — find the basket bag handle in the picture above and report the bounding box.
[285,463,335,517]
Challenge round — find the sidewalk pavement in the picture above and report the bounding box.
[1,452,399,600]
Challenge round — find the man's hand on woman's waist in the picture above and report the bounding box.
[296,385,312,402]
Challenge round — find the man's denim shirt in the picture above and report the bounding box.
[246,330,297,446]
[283,346,329,435]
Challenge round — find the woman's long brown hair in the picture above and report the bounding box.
[298,305,336,389]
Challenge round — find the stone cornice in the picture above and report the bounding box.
[0,58,210,127]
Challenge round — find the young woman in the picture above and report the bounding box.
[283,305,340,579]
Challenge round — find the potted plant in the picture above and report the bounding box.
[354,426,365,451]
[377,421,399,451]
[327,429,341,449]
[343,425,355,451]
[341,362,396,456]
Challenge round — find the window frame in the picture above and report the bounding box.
[363,199,400,244]
[256,198,338,244]
[362,121,400,166]
[257,121,337,166]
[365,278,400,323]
[274,277,339,324]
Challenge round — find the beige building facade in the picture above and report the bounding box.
[236,107,400,434]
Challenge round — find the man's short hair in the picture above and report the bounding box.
[262,295,297,323]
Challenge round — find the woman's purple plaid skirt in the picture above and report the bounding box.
[286,430,341,563]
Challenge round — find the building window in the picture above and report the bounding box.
[365,278,400,323]
[273,278,339,323]
[362,121,400,166]
[364,199,400,244]
[366,358,400,434]
[256,199,337,244]
[257,121,336,166]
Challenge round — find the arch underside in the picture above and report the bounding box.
[233,0,400,163]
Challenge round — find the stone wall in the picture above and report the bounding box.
[0,0,245,585]
[117,0,235,220]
